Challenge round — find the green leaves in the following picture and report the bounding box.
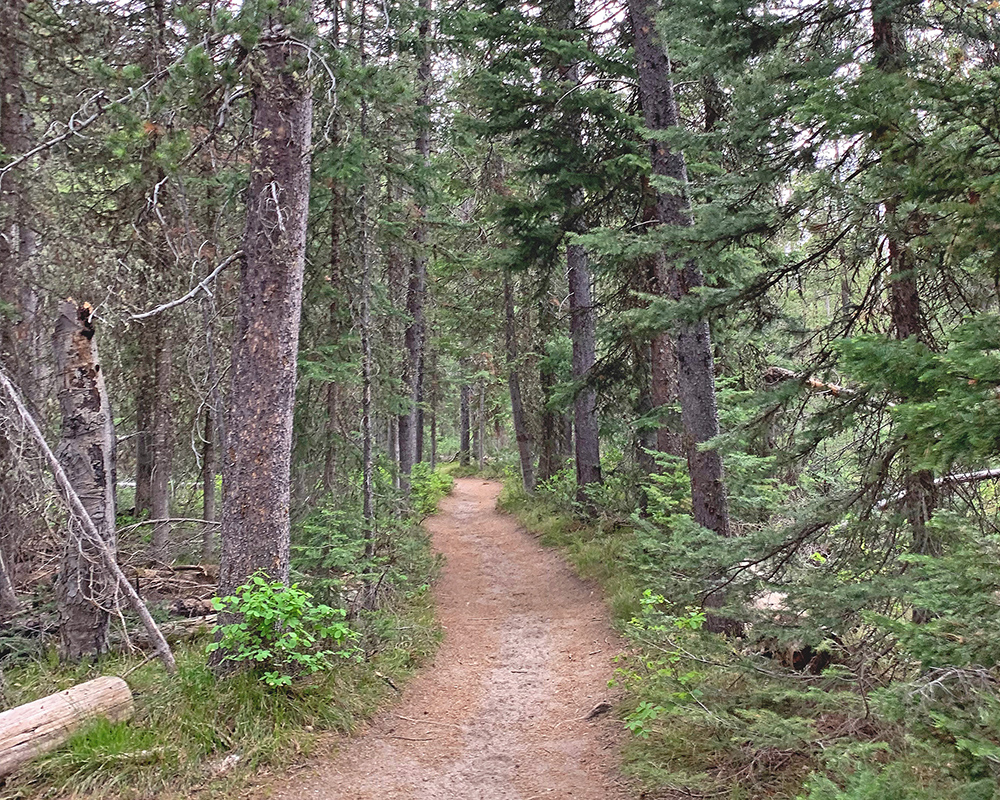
[207,574,359,688]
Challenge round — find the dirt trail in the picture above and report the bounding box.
[269,478,631,800]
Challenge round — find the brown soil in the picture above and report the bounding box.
[267,477,632,800]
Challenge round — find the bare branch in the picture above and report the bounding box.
[0,368,177,674]
[130,251,243,321]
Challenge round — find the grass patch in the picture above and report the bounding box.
[0,519,443,799]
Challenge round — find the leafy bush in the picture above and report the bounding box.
[207,574,359,687]
[410,463,453,516]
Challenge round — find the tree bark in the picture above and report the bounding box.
[0,676,133,779]
[219,1,313,599]
[399,0,433,491]
[568,241,602,502]
[476,380,486,470]
[201,406,216,562]
[872,4,939,580]
[53,301,118,661]
[134,340,154,516]
[459,383,471,466]
[0,367,176,672]
[504,271,535,492]
[629,0,730,540]
[150,329,172,562]
[537,288,561,483]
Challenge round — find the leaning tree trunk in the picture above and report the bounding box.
[53,301,118,661]
[218,3,313,600]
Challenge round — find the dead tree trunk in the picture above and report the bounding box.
[0,676,133,778]
[0,366,176,672]
[505,271,535,492]
[53,301,118,661]
[219,3,313,600]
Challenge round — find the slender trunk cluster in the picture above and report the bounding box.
[629,0,730,539]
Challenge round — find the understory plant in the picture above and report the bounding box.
[207,574,360,687]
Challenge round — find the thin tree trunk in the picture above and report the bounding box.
[134,342,154,516]
[476,381,486,470]
[537,285,561,483]
[53,301,118,661]
[400,0,433,489]
[873,7,939,595]
[358,0,375,552]
[629,0,730,539]
[201,406,216,562]
[0,0,36,611]
[568,241,602,501]
[150,330,172,562]
[218,2,313,600]
[459,384,471,466]
[504,271,535,492]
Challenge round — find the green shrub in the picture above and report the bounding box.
[410,463,453,516]
[207,574,359,687]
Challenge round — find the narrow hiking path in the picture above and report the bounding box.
[268,477,631,800]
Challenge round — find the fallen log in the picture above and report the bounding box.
[0,676,133,778]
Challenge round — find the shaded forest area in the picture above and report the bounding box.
[2,0,1000,796]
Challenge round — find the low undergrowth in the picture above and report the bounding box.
[498,472,999,800]
[0,477,450,800]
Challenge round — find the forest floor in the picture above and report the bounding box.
[262,477,632,800]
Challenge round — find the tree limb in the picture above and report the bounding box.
[130,251,243,321]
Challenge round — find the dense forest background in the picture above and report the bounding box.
[2,0,1000,796]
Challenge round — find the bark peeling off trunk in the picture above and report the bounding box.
[53,300,117,661]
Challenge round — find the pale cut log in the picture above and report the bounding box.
[0,676,133,778]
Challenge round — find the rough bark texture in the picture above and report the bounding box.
[219,4,313,598]
[505,272,536,492]
[629,0,730,540]
[53,300,118,661]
